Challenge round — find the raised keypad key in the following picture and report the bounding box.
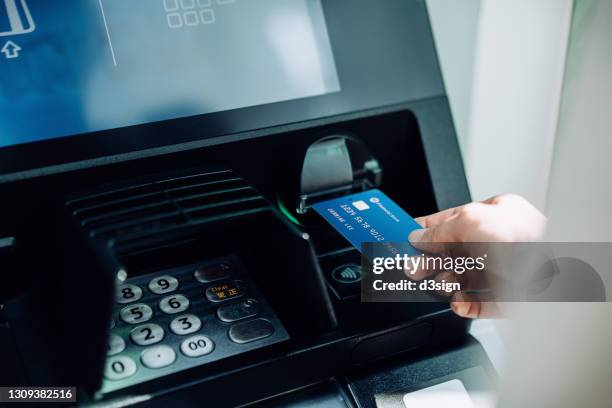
[159,294,190,314]
[181,335,214,358]
[107,334,126,356]
[120,303,153,324]
[148,275,179,295]
[206,280,244,303]
[170,314,202,335]
[141,345,176,369]
[228,318,274,344]
[217,298,259,322]
[116,284,143,304]
[194,262,233,283]
[130,323,164,346]
[105,356,137,380]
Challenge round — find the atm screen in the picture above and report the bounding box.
[0,0,340,148]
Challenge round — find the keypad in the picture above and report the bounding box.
[103,256,288,394]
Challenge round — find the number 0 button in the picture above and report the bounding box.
[130,323,164,346]
[105,356,137,380]
[148,275,179,295]
[159,294,189,314]
[181,335,214,357]
[170,314,202,335]
[120,303,153,324]
[116,284,143,304]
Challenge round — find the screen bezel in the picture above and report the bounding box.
[0,0,444,180]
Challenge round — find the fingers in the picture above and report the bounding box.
[414,206,461,228]
[451,292,500,318]
[409,216,460,254]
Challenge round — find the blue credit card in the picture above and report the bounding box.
[313,189,423,253]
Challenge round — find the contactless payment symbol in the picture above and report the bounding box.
[0,0,35,37]
[332,264,363,284]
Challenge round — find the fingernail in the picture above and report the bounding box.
[452,301,472,317]
[409,229,425,243]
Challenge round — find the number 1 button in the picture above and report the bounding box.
[159,294,189,314]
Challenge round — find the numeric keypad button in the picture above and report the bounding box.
[120,303,153,324]
[181,335,214,357]
[148,275,179,295]
[170,314,202,335]
[116,284,143,304]
[107,334,126,356]
[105,356,137,380]
[159,294,189,314]
[130,323,164,346]
[141,345,176,369]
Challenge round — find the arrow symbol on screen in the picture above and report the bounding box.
[1,40,21,59]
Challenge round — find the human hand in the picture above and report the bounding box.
[408,194,547,318]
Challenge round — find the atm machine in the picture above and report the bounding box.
[0,0,495,406]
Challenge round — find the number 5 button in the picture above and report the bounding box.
[170,314,201,335]
[148,275,179,295]
[159,294,189,314]
[120,303,153,324]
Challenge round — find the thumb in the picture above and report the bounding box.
[408,221,456,254]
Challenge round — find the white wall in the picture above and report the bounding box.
[428,0,573,209]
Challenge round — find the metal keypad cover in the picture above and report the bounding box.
[102,255,289,394]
